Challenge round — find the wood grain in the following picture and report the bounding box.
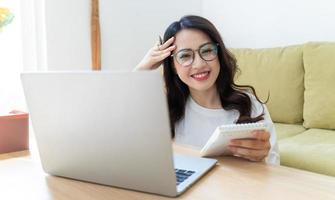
[91,0,101,70]
[1,145,335,199]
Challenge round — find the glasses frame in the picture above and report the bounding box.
[171,42,219,67]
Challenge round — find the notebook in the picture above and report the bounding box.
[200,122,269,157]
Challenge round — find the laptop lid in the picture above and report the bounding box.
[21,71,179,196]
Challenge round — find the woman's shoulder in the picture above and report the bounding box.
[243,91,262,104]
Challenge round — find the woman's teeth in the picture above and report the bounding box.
[192,71,209,78]
[191,71,210,81]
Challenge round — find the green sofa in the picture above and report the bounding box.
[230,42,335,176]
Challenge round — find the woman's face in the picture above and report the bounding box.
[172,29,220,94]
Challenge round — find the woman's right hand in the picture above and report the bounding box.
[134,37,176,71]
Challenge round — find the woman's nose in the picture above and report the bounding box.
[192,52,206,69]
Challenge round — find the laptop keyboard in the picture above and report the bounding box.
[175,169,195,185]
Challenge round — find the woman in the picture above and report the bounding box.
[135,15,279,165]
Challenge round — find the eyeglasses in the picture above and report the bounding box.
[172,42,219,67]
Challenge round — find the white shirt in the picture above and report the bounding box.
[175,94,280,165]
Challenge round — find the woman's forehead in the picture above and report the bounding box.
[173,29,212,50]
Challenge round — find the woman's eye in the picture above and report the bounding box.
[179,53,191,59]
[201,49,213,54]
[201,46,215,54]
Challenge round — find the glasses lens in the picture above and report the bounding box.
[199,43,218,61]
[176,50,193,66]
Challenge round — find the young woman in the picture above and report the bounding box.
[135,15,279,165]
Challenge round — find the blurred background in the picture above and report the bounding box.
[1,0,335,114]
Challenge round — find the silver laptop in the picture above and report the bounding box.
[21,71,217,197]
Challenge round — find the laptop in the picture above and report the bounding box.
[21,71,217,197]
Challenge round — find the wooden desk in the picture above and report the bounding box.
[1,145,335,200]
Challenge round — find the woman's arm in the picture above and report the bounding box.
[228,95,280,165]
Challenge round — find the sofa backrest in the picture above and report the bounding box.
[230,45,304,124]
[303,42,335,129]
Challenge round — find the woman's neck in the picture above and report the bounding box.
[189,87,222,109]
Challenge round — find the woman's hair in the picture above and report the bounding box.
[163,15,264,137]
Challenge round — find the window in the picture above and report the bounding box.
[0,0,25,114]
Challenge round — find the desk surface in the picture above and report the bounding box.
[1,145,335,200]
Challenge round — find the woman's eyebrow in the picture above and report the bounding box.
[177,48,192,51]
[176,42,212,51]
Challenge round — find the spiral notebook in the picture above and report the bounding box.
[200,122,269,157]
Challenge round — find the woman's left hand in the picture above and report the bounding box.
[228,130,271,162]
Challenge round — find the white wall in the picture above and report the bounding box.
[202,0,335,48]
[44,0,202,71]
[39,0,335,70]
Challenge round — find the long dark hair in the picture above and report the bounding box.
[163,15,264,137]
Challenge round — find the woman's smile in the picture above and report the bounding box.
[191,70,211,81]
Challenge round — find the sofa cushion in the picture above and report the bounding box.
[274,123,306,140]
[303,42,335,129]
[279,129,335,176]
[230,45,304,124]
